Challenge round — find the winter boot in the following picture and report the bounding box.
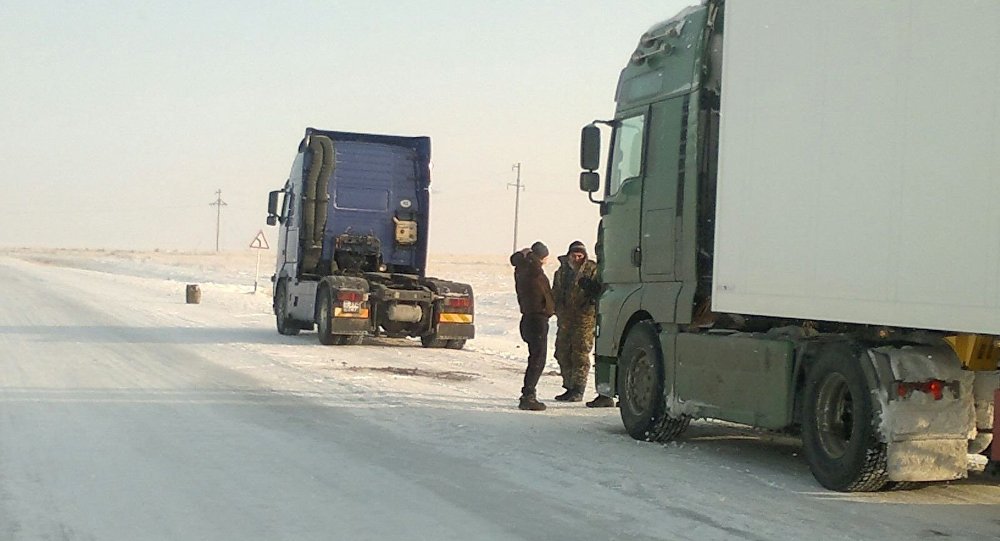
[586,395,615,408]
[554,389,574,401]
[519,394,547,411]
[556,386,586,402]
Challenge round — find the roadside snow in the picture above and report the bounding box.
[2,248,999,540]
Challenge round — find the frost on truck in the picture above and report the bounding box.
[578,0,999,491]
[266,128,474,349]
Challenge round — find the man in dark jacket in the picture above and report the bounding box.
[552,241,599,402]
[510,241,555,411]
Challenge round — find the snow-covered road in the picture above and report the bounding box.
[1,251,998,540]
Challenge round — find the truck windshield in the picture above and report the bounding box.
[607,114,646,195]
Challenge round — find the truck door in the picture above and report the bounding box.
[600,111,647,286]
[640,97,687,283]
[277,153,304,280]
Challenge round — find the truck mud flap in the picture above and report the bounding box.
[434,322,475,340]
[318,275,372,336]
[325,317,370,335]
[867,346,976,482]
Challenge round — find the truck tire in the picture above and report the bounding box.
[619,321,689,442]
[316,288,340,345]
[986,458,1000,479]
[801,347,888,492]
[316,288,364,345]
[275,281,300,336]
[421,334,449,348]
[446,339,466,350]
[882,481,919,491]
[341,335,364,346]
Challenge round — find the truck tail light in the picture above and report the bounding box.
[335,290,366,316]
[444,296,472,310]
[337,290,364,303]
[438,295,473,324]
[896,379,952,401]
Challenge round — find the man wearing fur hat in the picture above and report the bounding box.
[510,241,555,411]
[552,240,599,403]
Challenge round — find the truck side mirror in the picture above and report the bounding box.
[580,172,600,193]
[267,190,282,222]
[580,124,601,171]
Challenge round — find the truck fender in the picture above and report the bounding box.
[594,283,641,359]
[420,277,475,339]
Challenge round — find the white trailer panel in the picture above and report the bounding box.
[713,0,1000,334]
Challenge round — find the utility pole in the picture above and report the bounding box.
[507,163,524,253]
[210,189,227,252]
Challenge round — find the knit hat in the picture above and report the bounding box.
[530,241,549,259]
[567,240,587,256]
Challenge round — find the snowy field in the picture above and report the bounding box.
[1,248,998,540]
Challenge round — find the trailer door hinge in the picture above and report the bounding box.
[632,246,642,267]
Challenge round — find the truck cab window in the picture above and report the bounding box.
[608,114,646,195]
[283,187,294,219]
[281,190,292,220]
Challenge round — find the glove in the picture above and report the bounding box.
[577,276,602,300]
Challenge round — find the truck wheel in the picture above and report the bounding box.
[619,321,689,442]
[316,288,340,345]
[275,281,300,336]
[446,339,466,350]
[986,459,1000,479]
[801,348,888,492]
[881,481,919,491]
[421,334,448,348]
[341,335,364,346]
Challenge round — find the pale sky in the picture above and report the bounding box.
[1,0,694,255]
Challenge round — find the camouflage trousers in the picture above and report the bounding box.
[554,315,596,390]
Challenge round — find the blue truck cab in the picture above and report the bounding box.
[266,128,474,348]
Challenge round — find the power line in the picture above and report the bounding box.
[209,189,227,252]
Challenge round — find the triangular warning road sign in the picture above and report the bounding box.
[249,230,269,249]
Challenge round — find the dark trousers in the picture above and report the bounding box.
[519,314,549,397]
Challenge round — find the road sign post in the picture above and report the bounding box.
[249,230,270,293]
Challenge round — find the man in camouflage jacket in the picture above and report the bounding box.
[552,241,599,402]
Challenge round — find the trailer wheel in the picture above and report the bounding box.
[801,348,888,492]
[619,321,689,442]
[316,288,340,345]
[275,280,300,336]
[446,339,466,350]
